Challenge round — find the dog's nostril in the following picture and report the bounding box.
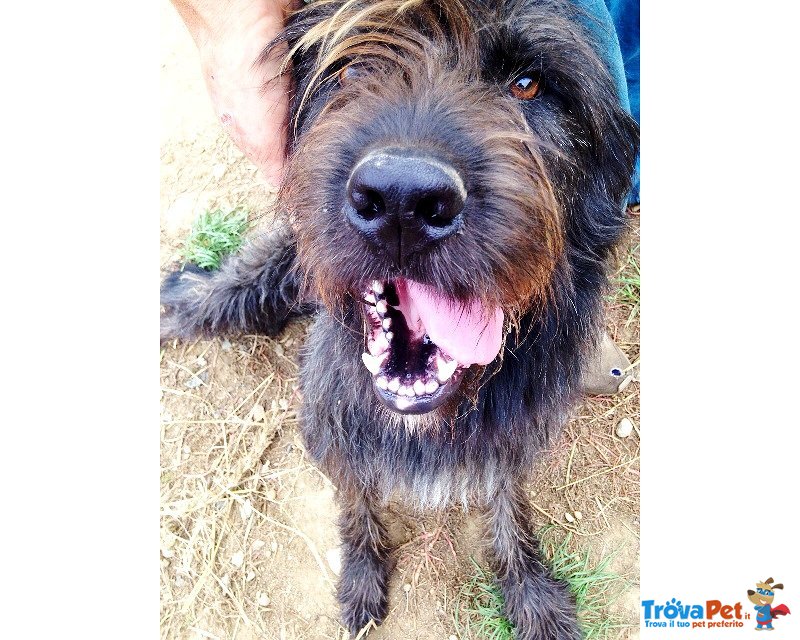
[353,189,385,221]
[415,195,451,228]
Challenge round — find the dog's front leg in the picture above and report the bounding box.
[160,226,314,341]
[487,482,582,640]
[335,485,391,635]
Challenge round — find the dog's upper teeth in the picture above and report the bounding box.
[388,378,400,392]
[413,380,426,396]
[382,318,391,330]
[385,331,393,342]
[362,352,387,375]
[376,376,389,390]
[372,280,384,295]
[375,300,388,315]
[364,293,376,305]
[436,355,458,382]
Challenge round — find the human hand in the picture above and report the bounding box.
[171,0,293,187]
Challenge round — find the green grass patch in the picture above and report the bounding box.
[455,528,632,640]
[181,207,249,270]
[607,244,640,326]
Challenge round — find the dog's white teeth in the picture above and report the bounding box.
[382,317,391,330]
[375,300,388,315]
[424,379,439,394]
[385,332,393,342]
[364,293,376,305]
[372,280,384,295]
[361,352,387,375]
[436,355,458,382]
[388,378,400,392]
[413,380,426,395]
[376,376,389,390]
[367,334,390,355]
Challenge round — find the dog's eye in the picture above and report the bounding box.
[338,64,360,85]
[510,74,541,100]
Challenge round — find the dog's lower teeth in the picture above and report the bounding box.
[388,378,400,392]
[436,355,458,382]
[376,376,389,390]
[425,379,439,394]
[362,352,387,375]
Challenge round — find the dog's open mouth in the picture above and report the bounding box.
[360,279,504,415]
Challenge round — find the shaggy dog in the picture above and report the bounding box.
[161,1,639,637]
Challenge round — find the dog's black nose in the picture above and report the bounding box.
[345,150,466,265]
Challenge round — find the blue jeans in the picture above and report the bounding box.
[573,0,640,203]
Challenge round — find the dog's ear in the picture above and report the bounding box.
[772,583,784,590]
[747,590,756,596]
[765,577,774,584]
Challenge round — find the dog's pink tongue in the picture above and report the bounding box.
[396,279,504,366]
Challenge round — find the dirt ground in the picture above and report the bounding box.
[159,4,641,639]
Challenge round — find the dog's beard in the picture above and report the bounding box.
[359,278,503,415]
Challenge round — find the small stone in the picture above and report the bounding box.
[273,343,284,357]
[182,445,191,454]
[251,404,266,422]
[326,547,342,576]
[403,583,412,593]
[239,499,253,520]
[450,636,458,640]
[574,511,583,520]
[185,375,203,389]
[266,487,277,502]
[252,540,266,552]
[161,547,174,559]
[212,163,227,179]
[196,356,207,367]
[175,575,186,588]
[221,339,232,351]
[565,512,575,523]
[278,398,289,410]
[257,592,271,607]
[231,551,244,568]
[270,541,278,553]
[616,417,634,438]
[246,571,256,582]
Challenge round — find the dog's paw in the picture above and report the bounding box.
[160,264,213,342]
[337,547,389,635]
[501,571,582,640]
